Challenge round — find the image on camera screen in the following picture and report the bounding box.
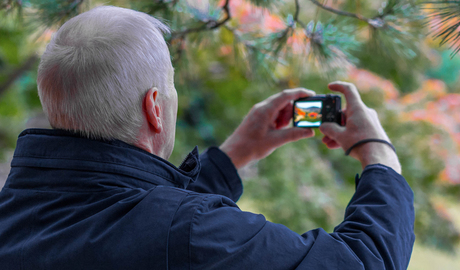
[294,101,322,127]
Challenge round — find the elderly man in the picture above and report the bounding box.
[0,6,413,270]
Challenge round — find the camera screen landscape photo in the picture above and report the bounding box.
[294,101,322,127]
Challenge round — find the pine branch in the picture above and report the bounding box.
[166,0,418,72]
[223,25,283,81]
[168,0,362,71]
[170,0,231,39]
[423,1,460,56]
[294,0,300,22]
[309,0,370,23]
[29,0,85,27]
[309,0,412,30]
[170,0,231,67]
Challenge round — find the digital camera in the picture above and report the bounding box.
[293,94,343,128]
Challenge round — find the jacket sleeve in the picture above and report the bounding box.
[186,164,414,270]
[186,147,243,202]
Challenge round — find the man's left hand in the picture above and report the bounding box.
[220,88,316,169]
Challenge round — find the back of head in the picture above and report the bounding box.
[37,6,172,143]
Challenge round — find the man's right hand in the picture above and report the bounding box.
[220,88,316,169]
[319,81,402,174]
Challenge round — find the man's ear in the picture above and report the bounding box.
[144,87,162,133]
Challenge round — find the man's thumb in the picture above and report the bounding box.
[319,122,345,140]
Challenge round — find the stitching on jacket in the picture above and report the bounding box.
[189,195,207,270]
[13,155,180,185]
[20,191,40,270]
[16,133,200,177]
[165,188,188,270]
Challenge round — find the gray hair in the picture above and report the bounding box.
[37,6,172,143]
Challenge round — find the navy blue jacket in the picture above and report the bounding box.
[0,129,414,269]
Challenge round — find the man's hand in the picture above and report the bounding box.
[319,82,401,174]
[220,88,316,169]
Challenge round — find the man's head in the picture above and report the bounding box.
[37,6,177,158]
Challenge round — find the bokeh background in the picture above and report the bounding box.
[1,0,460,269]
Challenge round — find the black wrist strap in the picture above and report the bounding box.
[345,139,396,156]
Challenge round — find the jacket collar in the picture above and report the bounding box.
[11,129,201,189]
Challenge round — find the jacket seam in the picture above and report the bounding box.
[329,233,365,266]
[20,191,40,270]
[166,190,188,270]
[13,155,180,186]
[1,187,139,194]
[189,195,208,270]
[19,129,197,175]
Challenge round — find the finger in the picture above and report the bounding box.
[273,127,315,144]
[326,140,341,149]
[319,122,345,141]
[275,102,293,129]
[265,88,316,113]
[322,135,332,144]
[322,136,341,149]
[328,81,363,108]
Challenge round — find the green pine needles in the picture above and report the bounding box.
[424,0,460,56]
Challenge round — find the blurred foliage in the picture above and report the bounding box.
[1,0,460,255]
[426,49,460,87]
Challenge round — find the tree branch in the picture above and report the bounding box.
[293,0,308,28]
[170,0,231,39]
[294,0,300,22]
[0,55,39,97]
[210,0,231,30]
[309,0,370,23]
[169,0,231,65]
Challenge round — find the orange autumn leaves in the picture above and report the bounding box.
[401,81,460,184]
[349,69,460,185]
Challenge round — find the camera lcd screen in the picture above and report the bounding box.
[294,101,322,127]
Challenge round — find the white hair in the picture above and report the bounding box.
[37,6,172,143]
